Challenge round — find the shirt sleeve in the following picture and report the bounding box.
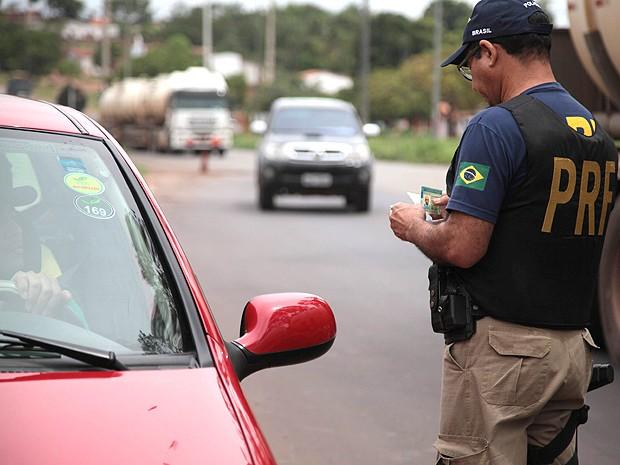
[447,109,526,224]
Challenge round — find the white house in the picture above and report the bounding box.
[299,70,354,95]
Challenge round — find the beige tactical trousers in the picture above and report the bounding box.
[435,316,596,465]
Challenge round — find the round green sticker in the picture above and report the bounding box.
[74,195,115,220]
[64,173,105,195]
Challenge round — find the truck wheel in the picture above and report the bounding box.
[599,198,620,365]
[259,186,274,211]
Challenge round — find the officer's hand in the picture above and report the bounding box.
[389,202,425,242]
[430,194,450,220]
[12,271,72,316]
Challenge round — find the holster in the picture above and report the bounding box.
[428,264,476,344]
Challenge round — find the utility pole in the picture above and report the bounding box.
[264,0,276,85]
[431,0,444,138]
[102,0,111,81]
[202,2,213,70]
[359,0,370,123]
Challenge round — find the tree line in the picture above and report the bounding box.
[0,1,493,121]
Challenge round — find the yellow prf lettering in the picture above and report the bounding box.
[542,157,576,233]
[566,116,595,137]
[598,161,616,235]
[575,161,601,235]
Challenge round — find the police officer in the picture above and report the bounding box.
[389,1,617,463]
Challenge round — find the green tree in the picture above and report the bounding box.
[57,58,81,76]
[423,0,472,31]
[247,71,327,112]
[110,0,150,25]
[47,0,83,18]
[0,18,62,75]
[226,74,247,110]
[130,34,199,77]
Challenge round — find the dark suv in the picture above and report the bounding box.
[252,97,379,212]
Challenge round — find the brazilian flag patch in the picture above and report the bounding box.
[455,162,490,191]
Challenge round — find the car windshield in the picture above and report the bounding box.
[170,91,228,109]
[269,107,361,137]
[0,129,193,357]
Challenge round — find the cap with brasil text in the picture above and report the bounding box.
[441,0,553,67]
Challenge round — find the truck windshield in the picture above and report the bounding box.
[170,91,228,109]
[270,107,361,137]
[0,129,193,358]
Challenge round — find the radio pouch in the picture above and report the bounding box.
[428,264,476,343]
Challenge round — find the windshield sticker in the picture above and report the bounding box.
[59,157,87,174]
[64,173,105,195]
[74,195,115,220]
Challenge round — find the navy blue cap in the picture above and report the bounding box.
[441,0,553,67]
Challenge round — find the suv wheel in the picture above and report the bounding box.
[259,186,274,210]
[348,186,370,212]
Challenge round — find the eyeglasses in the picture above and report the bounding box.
[457,45,480,81]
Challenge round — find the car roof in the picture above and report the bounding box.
[271,97,356,111]
[0,94,106,138]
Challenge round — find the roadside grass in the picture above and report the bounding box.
[233,132,458,164]
[369,133,458,164]
[234,132,261,150]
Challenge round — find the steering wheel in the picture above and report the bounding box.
[0,279,26,312]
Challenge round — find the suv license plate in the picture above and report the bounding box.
[301,173,333,188]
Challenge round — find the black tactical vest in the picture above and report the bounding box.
[446,94,618,328]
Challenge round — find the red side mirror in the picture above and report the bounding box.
[227,293,336,380]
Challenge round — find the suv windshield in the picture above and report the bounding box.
[0,129,193,358]
[270,107,361,137]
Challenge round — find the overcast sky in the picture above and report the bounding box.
[80,0,569,27]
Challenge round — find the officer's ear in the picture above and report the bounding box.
[478,40,499,67]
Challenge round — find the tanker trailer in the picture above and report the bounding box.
[99,67,233,154]
[568,0,620,138]
[567,0,620,353]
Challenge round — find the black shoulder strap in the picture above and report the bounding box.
[498,94,535,112]
[527,406,589,465]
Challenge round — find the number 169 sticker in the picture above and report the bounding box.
[74,195,116,220]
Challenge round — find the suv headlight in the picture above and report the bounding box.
[262,141,282,160]
[349,143,371,162]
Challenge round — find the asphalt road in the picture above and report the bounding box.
[131,148,619,465]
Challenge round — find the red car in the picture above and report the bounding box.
[0,94,336,464]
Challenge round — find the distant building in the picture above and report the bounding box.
[192,51,262,87]
[62,18,119,42]
[299,70,353,95]
[66,46,98,76]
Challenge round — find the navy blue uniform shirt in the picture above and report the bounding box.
[447,82,594,223]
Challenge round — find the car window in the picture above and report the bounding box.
[270,107,361,137]
[0,129,193,357]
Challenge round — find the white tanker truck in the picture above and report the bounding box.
[568,0,620,137]
[99,67,233,154]
[567,0,620,363]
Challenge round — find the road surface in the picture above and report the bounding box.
[131,148,619,465]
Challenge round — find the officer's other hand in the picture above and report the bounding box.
[389,202,425,242]
[431,194,450,220]
[12,271,72,316]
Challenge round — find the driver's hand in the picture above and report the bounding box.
[12,271,72,316]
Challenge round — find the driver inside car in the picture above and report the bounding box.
[0,153,74,319]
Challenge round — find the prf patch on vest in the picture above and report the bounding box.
[455,162,490,191]
[542,157,616,235]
